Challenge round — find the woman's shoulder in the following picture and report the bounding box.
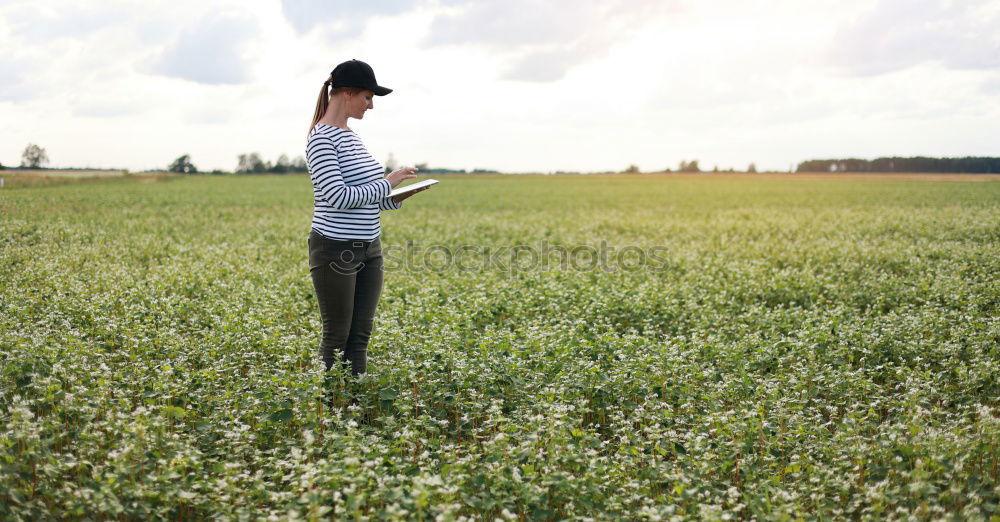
[311,123,356,137]
[308,124,355,145]
[308,127,355,157]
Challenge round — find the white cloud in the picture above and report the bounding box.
[279,0,433,36]
[72,98,144,119]
[828,0,1000,76]
[150,10,260,85]
[425,0,676,82]
[981,75,1000,95]
[0,56,33,102]
[278,0,676,82]
[501,46,594,83]
[4,3,127,42]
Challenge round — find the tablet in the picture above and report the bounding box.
[389,178,439,198]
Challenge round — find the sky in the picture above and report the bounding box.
[1,0,998,173]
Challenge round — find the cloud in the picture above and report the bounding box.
[981,75,1000,95]
[0,57,34,102]
[150,11,259,85]
[279,0,428,36]
[424,0,675,82]
[426,1,583,47]
[72,97,145,119]
[183,104,235,125]
[3,3,128,43]
[278,0,674,81]
[828,0,1000,76]
[502,47,592,83]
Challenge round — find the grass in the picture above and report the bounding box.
[1,173,998,519]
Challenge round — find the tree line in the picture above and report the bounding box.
[8,144,998,176]
[654,160,756,173]
[167,153,309,174]
[796,157,1000,174]
[170,154,498,175]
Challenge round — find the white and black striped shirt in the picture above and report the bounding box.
[306,123,401,240]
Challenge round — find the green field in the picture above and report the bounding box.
[2,174,999,520]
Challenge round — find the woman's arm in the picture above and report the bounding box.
[378,195,402,210]
[308,135,392,209]
[379,167,426,209]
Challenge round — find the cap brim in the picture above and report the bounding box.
[372,85,392,96]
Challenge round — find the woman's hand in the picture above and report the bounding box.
[385,166,419,187]
[391,185,431,205]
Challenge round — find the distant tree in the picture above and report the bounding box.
[385,153,398,175]
[168,154,198,173]
[236,153,266,174]
[290,156,307,172]
[0,161,5,170]
[678,159,700,173]
[624,164,640,174]
[712,165,719,173]
[419,166,467,174]
[747,162,757,173]
[271,154,290,174]
[20,144,49,169]
[415,162,428,171]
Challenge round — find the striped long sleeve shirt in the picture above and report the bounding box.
[306,123,401,240]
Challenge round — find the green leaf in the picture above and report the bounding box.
[163,406,187,420]
[268,408,293,423]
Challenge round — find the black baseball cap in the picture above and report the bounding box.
[330,59,392,96]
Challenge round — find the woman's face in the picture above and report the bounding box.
[347,90,375,120]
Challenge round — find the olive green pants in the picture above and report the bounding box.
[308,229,384,375]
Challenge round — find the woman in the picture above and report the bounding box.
[306,59,429,376]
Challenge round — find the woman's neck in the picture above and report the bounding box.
[318,102,350,130]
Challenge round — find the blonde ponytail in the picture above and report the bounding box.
[308,77,365,135]
[309,78,333,136]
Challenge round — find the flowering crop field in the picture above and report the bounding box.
[2,174,999,520]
